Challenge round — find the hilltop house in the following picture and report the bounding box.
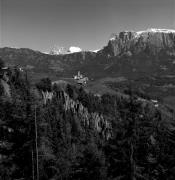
[73,71,89,85]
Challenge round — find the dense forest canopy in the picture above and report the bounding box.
[0,59,175,180]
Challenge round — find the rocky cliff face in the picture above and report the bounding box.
[41,89,112,139]
[101,29,175,57]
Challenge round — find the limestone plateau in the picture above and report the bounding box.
[101,28,175,57]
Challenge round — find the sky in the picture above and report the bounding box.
[0,0,175,52]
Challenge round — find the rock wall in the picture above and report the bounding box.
[42,90,112,139]
[102,30,175,57]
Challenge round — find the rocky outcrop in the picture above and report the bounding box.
[0,79,11,97]
[41,91,54,104]
[101,29,175,57]
[42,90,112,139]
[61,91,112,139]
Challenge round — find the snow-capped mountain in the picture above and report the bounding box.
[136,28,175,35]
[110,28,175,41]
[104,28,175,57]
[1,28,175,80]
[49,45,102,55]
[49,46,68,55]
[49,46,82,55]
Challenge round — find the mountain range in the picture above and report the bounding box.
[1,28,175,74]
[49,46,82,55]
[1,28,175,108]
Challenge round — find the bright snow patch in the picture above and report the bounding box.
[110,28,175,40]
[137,28,175,35]
[110,37,116,41]
[43,51,50,54]
[8,46,20,49]
[69,46,82,53]
[93,49,101,53]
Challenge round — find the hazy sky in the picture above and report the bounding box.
[0,0,175,52]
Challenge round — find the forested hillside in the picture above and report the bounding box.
[1,58,175,180]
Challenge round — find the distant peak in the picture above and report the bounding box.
[50,46,67,55]
[49,46,82,55]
